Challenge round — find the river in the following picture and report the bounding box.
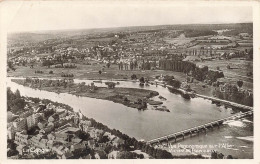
[6,78,253,158]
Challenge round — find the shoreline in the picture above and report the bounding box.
[8,75,253,112]
[10,78,169,112]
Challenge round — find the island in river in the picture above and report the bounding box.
[11,78,171,112]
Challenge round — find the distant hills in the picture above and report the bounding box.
[8,23,253,44]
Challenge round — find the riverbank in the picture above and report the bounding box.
[8,77,253,159]
[7,63,215,97]
[7,88,154,159]
[11,78,164,111]
[7,87,207,159]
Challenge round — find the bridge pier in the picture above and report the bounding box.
[217,122,220,129]
[196,128,200,136]
[210,123,214,131]
[203,126,207,134]
[147,111,254,145]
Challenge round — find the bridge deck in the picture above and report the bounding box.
[148,111,253,144]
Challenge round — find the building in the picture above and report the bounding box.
[70,143,86,154]
[39,125,54,135]
[15,131,29,145]
[37,120,48,129]
[20,110,33,119]
[26,113,43,130]
[7,125,16,140]
[56,108,67,118]
[48,113,59,122]
[112,137,124,148]
[79,120,91,132]
[13,118,27,132]
[89,129,103,139]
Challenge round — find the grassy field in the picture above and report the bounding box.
[8,58,252,98]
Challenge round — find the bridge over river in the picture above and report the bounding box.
[147,110,253,145]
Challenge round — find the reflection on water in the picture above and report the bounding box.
[6,78,253,158]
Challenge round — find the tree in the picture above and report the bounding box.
[226,155,233,159]
[105,82,116,89]
[15,89,21,98]
[7,61,14,69]
[7,87,13,101]
[42,60,53,68]
[237,80,243,89]
[139,77,145,83]
[106,63,110,68]
[168,79,181,88]
[227,65,231,69]
[131,74,137,80]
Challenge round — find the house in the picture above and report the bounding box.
[55,123,73,132]
[56,126,80,136]
[20,110,33,119]
[112,137,124,148]
[71,138,82,144]
[7,125,16,140]
[38,138,48,148]
[89,129,104,140]
[16,144,26,155]
[37,119,48,129]
[52,145,71,159]
[62,151,74,159]
[108,151,119,159]
[103,132,116,141]
[29,134,48,148]
[39,125,54,135]
[15,131,29,145]
[56,108,67,118]
[94,150,107,159]
[79,120,91,132]
[82,154,92,159]
[47,140,54,148]
[70,143,86,154]
[55,132,69,142]
[48,113,59,122]
[47,132,56,140]
[26,113,43,130]
[13,118,27,132]
[88,140,95,149]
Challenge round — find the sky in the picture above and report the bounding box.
[2,1,253,33]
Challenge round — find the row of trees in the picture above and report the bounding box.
[159,60,196,73]
[7,88,26,114]
[159,60,224,82]
[212,82,253,106]
[192,66,224,82]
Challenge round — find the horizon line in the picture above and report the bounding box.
[8,21,253,34]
